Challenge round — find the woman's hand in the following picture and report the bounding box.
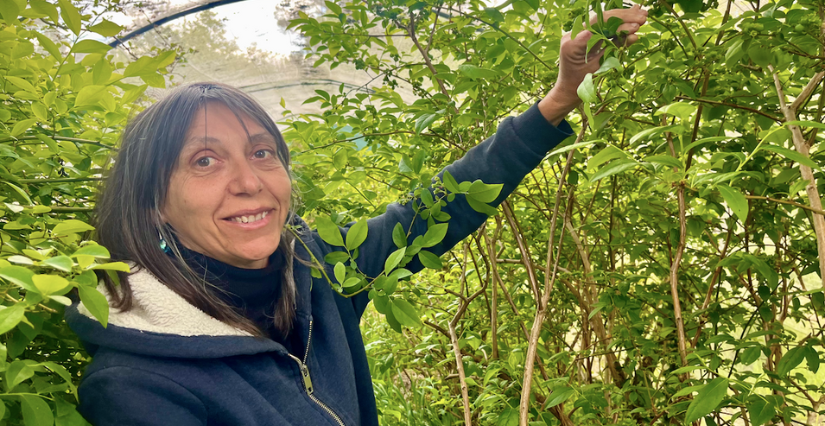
[539,4,648,126]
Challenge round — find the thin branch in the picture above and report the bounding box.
[443,7,554,72]
[519,123,585,426]
[769,64,825,288]
[675,96,781,122]
[791,71,825,112]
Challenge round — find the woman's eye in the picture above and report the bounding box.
[254,149,274,159]
[195,156,215,167]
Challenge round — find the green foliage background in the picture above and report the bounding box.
[0,0,822,425]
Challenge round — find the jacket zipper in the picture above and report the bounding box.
[287,320,346,426]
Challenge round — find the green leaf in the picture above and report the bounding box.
[483,7,504,23]
[442,171,460,193]
[57,0,81,35]
[655,102,697,121]
[748,45,772,67]
[20,395,54,426]
[547,140,598,157]
[717,185,748,221]
[418,250,443,269]
[53,219,94,235]
[89,19,123,37]
[383,275,398,295]
[644,155,682,170]
[740,346,762,365]
[315,216,344,247]
[6,360,33,389]
[590,159,637,182]
[345,220,368,250]
[458,64,499,79]
[776,346,806,376]
[747,395,776,426]
[342,277,361,289]
[415,112,440,134]
[467,180,503,203]
[71,39,112,54]
[0,305,24,334]
[4,181,32,205]
[468,196,499,216]
[545,386,575,408]
[11,118,37,137]
[684,377,729,423]
[41,255,73,272]
[384,247,406,275]
[89,261,131,272]
[388,268,412,280]
[595,56,621,75]
[79,286,109,327]
[496,407,519,426]
[570,15,582,40]
[391,298,421,327]
[6,76,36,93]
[392,223,407,248]
[72,244,110,258]
[0,266,36,292]
[334,262,345,284]
[629,125,682,146]
[324,251,349,265]
[577,73,597,103]
[786,120,825,130]
[805,346,820,373]
[682,136,730,154]
[384,305,402,333]
[420,223,448,248]
[74,85,108,107]
[760,144,819,169]
[588,145,627,169]
[0,0,19,23]
[33,274,69,295]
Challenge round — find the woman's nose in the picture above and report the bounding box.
[227,161,263,195]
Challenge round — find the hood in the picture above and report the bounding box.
[65,221,318,360]
[65,267,290,359]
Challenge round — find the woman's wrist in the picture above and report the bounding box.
[538,86,581,127]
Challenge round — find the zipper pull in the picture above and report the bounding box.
[299,362,314,395]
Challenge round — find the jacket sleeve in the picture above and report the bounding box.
[78,366,206,426]
[312,103,574,317]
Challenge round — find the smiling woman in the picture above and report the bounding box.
[62,5,647,425]
[162,103,292,269]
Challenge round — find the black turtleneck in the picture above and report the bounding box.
[171,246,298,352]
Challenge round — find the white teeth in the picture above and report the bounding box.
[230,211,270,224]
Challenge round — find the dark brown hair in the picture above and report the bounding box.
[95,82,299,337]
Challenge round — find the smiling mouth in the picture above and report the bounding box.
[228,210,270,224]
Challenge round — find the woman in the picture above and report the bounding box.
[66,6,647,425]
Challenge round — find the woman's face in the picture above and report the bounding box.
[161,102,291,269]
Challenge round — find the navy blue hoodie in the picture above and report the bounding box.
[65,104,573,426]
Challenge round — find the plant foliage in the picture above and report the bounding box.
[284,0,825,424]
[0,0,174,423]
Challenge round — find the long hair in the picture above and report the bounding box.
[95,82,299,337]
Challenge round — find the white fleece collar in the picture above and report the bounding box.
[77,268,252,338]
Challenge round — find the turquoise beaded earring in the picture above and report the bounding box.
[159,231,170,254]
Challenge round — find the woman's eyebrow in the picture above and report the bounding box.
[248,133,277,144]
[184,135,223,146]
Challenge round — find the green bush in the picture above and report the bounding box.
[286,0,825,424]
[0,0,823,425]
[0,1,174,424]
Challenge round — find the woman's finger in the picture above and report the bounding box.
[616,22,641,35]
[591,4,648,26]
